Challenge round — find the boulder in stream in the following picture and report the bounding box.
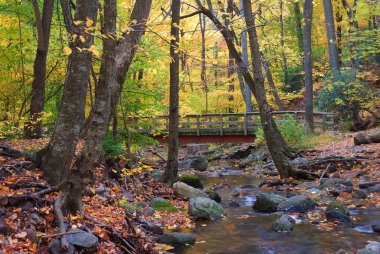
[188,197,224,220]
[325,201,350,223]
[157,232,196,247]
[277,195,317,213]
[173,182,208,199]
[253,193,286,213]
[179,155,208,171]
[272,215,296,232]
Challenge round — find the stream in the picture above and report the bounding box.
[171,173,380,254]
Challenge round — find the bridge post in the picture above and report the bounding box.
[322,113,327,132]
[244,113,248,136]
[196,115,200,136]
[219,114,223,136]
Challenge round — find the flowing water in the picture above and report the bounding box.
[172,174,380,254]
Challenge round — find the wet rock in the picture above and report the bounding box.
[320,178,353,189]
[228,145,254,159]
[157,232,196,247]
[48,238,75,254]
[149,198,177,212]
[66,229,98,248]
[187,144,209,154]
[22,201,34,211]
[229,201,240,207]
[303,188,323,195]
[291,157,309,165]
[0,223,10,236]
[357,242,380,254]
[179,174,203,189]
[151,169,163,180]
[188,197,224,220]
[372,221,380,233]
[173,182,208,199]
[352,189,367,199]
[30,213,45,224]
[359,176,379,189]
[252,193,286,213]
[241,184,257,189]
[179,155,208,171]
[263,170,279,176]
[272,215,295,232]
[206,190,222,203]
[142,207,155,216]
[140,220,163,235]
[278,195,317,213]
[325,201,350,223]
[262,162,276,171]
[367,184,380,194]
[329,186,353,197]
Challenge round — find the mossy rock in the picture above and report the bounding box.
[179,174,203,189]
[206,190,221,203]
[326,201,350,216]
[149,198,178,212]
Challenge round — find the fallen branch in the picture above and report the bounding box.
[0,143,35,161]
[354,129,380,145]
[40,231,80,239]
[319,163,331,182]
[299,156,360,169]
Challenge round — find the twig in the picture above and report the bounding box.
[319,163,331,182]
[40,231,79,239]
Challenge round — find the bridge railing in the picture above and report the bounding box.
[129,111,334,136]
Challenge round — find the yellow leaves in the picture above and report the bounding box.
[73,20,82,26]
[152,243,175,252]
[63,46,72,56]
[85,18,94,27]
[79,35,86,43]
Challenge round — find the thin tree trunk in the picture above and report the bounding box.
[25,0,54,138]
[261,52,284,111]
[323,0,340,75]
[240,0,252,113]
[62,0,117,213]
[304,0,314,131]
[335,0,343,67]
[341,0,358,75]
[162,0,180,186]
[294,1,303,55]
[199,11,208,113]
[279,0,288,85]
[41,0,99,186]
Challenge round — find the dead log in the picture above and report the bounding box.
[354,130,380,145]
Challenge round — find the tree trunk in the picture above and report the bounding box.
[304,0,314,131]
[162,0,180,186]
[25,0,54,139]
[240,0,252,113]
[63,0,117,213]
[41,0,99,186]
[335,0,343,67]
[323,0,340,75]
[279,0,288,85]
[354,130,380,145]
[260,52,284,111]
[199,11,208,113]
[294,1,303,55]
[341,0,358,75]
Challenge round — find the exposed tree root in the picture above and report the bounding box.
[299,156,361,170]
[54,194,70,251]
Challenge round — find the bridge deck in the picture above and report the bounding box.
[130,111,334,143]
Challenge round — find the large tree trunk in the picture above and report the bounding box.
[40,0,99,186]
[162,0,180,186]
[63,0,117,213]
[323,0,340,75]
[354,130,380,145]
[25,0,54,139]
[304,0,314,131]
[260,52,284,111]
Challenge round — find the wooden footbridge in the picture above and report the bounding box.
[131,111,334,144]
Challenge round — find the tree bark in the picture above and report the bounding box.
[279,0,288,85]
[63,0,117,213]
[41,0,99,186]
[162,0,180,186]
[25,0,54,139]
[354,130,380,145]
[304,0,314,131]
[323,0,340,75]
[260,52,284,111]
[341,0,358,75]
[335,0,343,67]
[199,11,209,113]
[294,1,303,55]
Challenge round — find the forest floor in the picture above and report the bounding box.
[0,129,379,254]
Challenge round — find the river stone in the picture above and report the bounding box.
[359,176,379,189]
[352,189,367,199]
[48,238,75,254]
[329,185,353,197]
[179,155,208,171]
[325,201,350,223]
[368,184,380,193]
[149,198,177,212]
[187,144,209,154]
[272,215,296,232]
[253,193,286,213]
[320,178,353,189]
[66,229,98,248]
[326,201,350,215]
[188,197,224,220]
[372,221,380,233]
[278,195,317,213]
[151,169,163,180]
[206,190,222,203]
[179,174,203,189]
[366,242,380,253]
[173,182,208,199]
[291,157,309,165]
[157,232,196,246]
